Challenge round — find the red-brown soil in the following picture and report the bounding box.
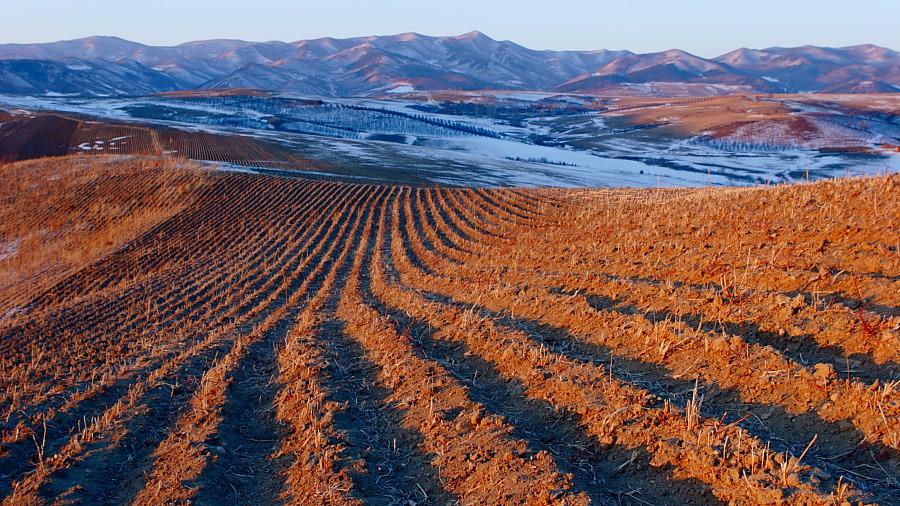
[0,114,79,163]
[0,155,896,505]
[603,94,900,151]
[0,112,324,171]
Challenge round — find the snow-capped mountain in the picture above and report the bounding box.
[713,45,900,93]
[558,45,900,94]
[556,49,773,92]
[0,33,895,96]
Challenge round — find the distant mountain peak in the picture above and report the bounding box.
[455,30,491,40]
[393,32,423,41]
[80,35,134,43]
[0,34,895,97]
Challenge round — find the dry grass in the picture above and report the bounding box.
[0,156,207,311]
[606,94,793,136]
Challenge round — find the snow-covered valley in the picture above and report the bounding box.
[1,92,897,187]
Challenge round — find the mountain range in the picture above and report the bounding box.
[0,32,896,97]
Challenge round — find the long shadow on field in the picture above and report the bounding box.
[427,190,476,246]
[413,189,463,264]
[190,321,292,506]
[366,218,722,505]
[314,194,457,505]
[439,293,899,504]
[0,184,354,498]
[191,185,373,506]
[574,275,900,386]
[605,271,900,319]
[31,334,236,504]
[373,295,723,504]
[438,189,504,240]
[395,185,898,501]
[471,189,536,222]
[788,288,900,319]
[395,191,439,278]
[317,316,458,505]
[824,268,900,284]
[0,332,207,501]
[487,189,549,218]
[0,184,292,436]
[0,265,240,442]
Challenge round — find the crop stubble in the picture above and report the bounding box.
[0,155,897,505]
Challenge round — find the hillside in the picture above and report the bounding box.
[0,155,896,504]
[0,34,895,96]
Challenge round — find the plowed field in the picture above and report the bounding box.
[0,155,897,505]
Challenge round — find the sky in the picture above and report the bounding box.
[2,0,897,57]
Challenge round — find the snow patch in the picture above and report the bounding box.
[0,239,19,262]
[386,85,415,94]
[488,92,557,102]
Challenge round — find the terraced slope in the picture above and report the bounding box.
[0,156,897,505]
[0,113,317,170]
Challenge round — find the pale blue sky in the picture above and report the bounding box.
[2,0,897,57]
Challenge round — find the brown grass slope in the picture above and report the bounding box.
[0,154,896,505]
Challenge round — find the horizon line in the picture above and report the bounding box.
[0,31,894,58]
